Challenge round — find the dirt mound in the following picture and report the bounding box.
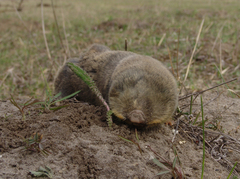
[0,92,239,178]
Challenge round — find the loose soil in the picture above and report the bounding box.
[0,92,239,179]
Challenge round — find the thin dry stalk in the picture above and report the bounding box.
[232,64,240,74]
[0,68,14,87]
[41,0,51,60]
[192,92,222,113]
[167,47,176,77]
[61,11,70,57]
[138,31,146,44]
[177,29,180,79]
[221,67,229,75]
[204,22,213,33]
[168,37,195,42]
[184,19,205,82]
[178,79,190,96]
[179,77,237,100]
[51,0,67,56]
[30,58,34,84]
[195,46,203,56]
[227,89,240,98]
[211,23,225,53]
[147,145,183,178]
[157,33,166,47]
[220,102,235,114]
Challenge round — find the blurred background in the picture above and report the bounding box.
[0,0,239,100]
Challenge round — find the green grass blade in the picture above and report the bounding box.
[54,90,80,103]
[173,146,181,167]
[214,64,234,97]
[227,162,238,179]
[10,95,21,111]
[152,158,169,170]
[67,62,94,88]
[53,92,62,100]
[201,96,205,179]
[67,63,103,102]
[50,105,69,111]
[172,156,177,168]
[46,88,50,97]
[33,133,38,141]
[30,101,45,105]
[118,135,134,143]
[67,62,113,127]
[24,99,40,107]
[23,97,34,105]
[156,170,171,176]
[135,128,140,142]
[118,135,142,154]
[190,95,193,114]
[193,112,200,125]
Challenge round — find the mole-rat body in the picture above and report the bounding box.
[54,44,178,126]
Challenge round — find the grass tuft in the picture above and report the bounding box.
[148,145,183,178]
[35,90,80,112]
[29,166,53,178]
[23,133,51,156]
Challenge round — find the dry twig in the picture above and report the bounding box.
[179,78,237,100]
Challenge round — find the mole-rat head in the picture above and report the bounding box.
[109,83,177,126]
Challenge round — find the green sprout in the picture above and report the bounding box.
[10,95,39,120]
[23,133,50,156]
[36,90,80,112]
[118,129,142,154]
[148,145,183,178]
[67,62,113,128]
[29,166,53,178]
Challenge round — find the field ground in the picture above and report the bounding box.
[0,0,240,178]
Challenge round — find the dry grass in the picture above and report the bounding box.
[0,0,239,100]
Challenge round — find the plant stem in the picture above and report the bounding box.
[201,96,205,179]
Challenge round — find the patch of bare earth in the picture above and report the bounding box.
[0,92,239,178]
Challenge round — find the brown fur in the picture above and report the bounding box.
[54,44,178,126]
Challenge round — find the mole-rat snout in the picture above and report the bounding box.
[127,110,146,124]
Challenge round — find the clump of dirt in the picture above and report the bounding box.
[92,19,128,32]
[0,92,240,178]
